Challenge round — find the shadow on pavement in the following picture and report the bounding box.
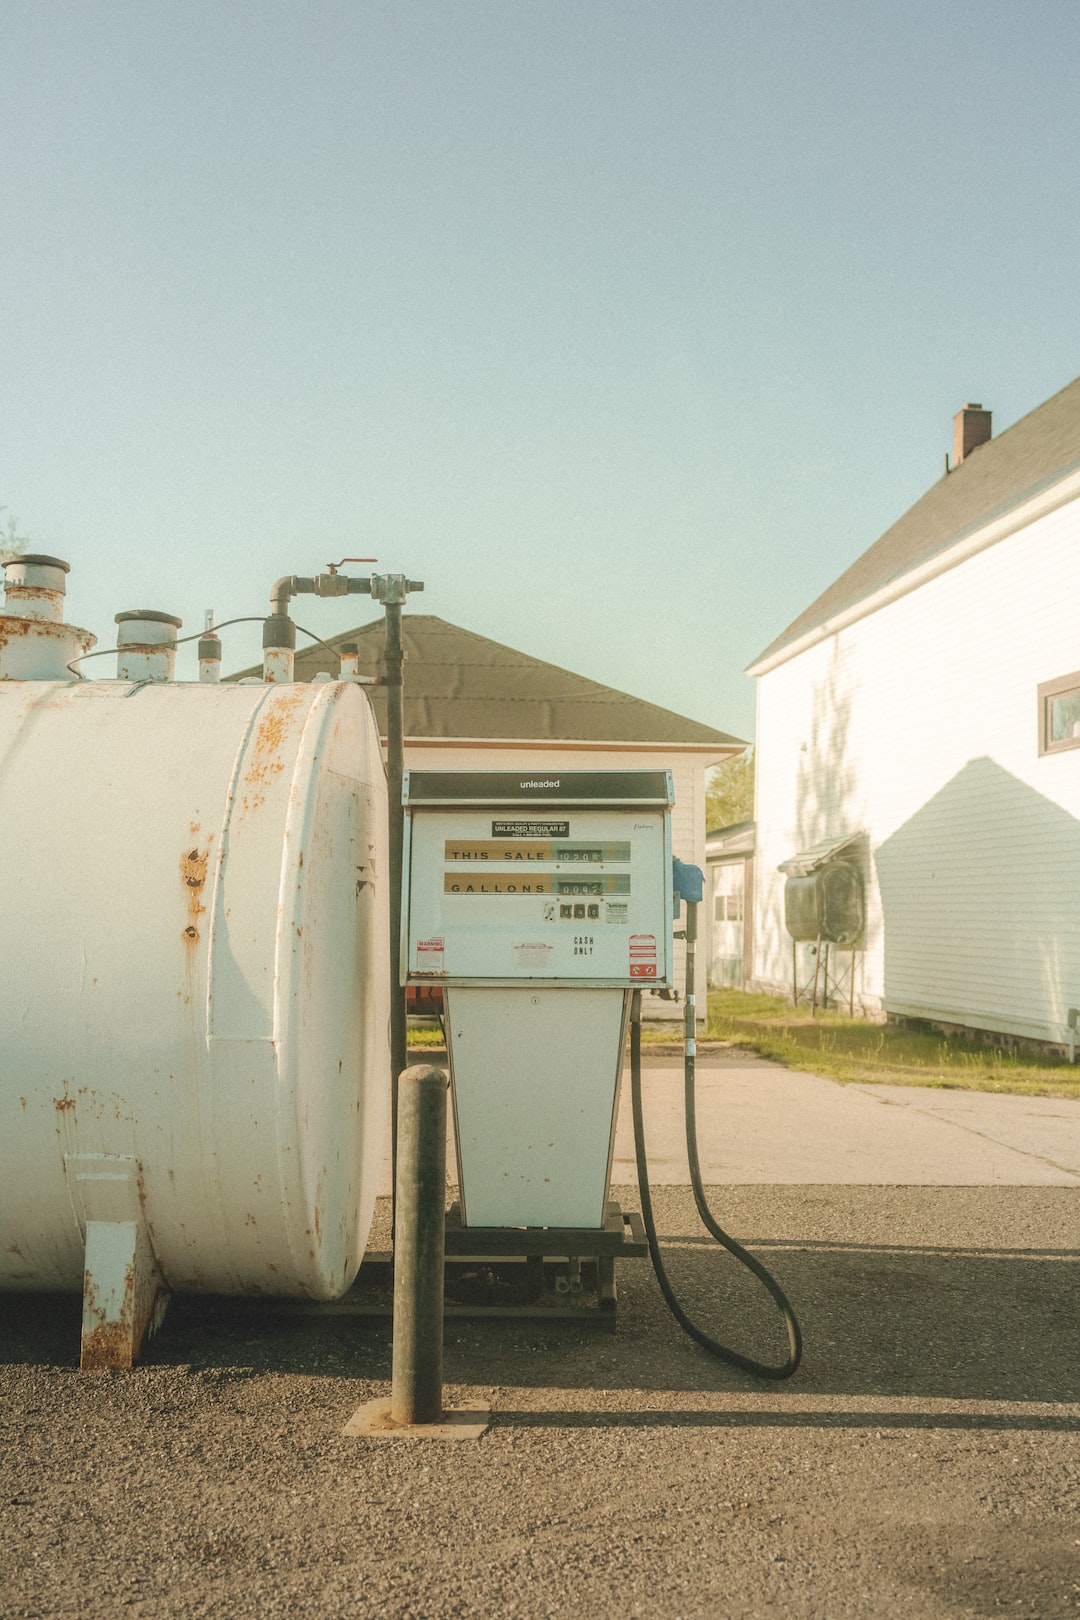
[5,1230,1078,1418]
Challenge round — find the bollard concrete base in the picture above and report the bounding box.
[343,1397,490,1441]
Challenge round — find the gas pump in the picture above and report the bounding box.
[401,768,665,1312]
[401,767,802,1374]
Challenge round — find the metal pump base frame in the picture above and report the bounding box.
[319,1202,648,1333]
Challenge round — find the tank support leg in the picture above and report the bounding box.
[64,1154,167,1370]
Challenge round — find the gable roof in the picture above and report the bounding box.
[231,614,741,749]
[750,373,1080,674]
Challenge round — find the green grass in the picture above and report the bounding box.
[405,1024,446,1048]
[705,988,1080,1100]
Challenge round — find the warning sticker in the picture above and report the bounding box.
[415,936,445,973]
[629,933,657,979]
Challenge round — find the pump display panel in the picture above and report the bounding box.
[402,770,673,986]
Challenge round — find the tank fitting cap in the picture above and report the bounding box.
[263,614,297,650]
[7,554,71,573]
[115,610,183,627]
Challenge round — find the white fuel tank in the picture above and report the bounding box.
[0,677,390,1305]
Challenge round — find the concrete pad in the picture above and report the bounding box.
[853,1083,1080,1179]
[385,1048,1080,1194]
[343,1399,490,1440]
[608,1053,1080,1187]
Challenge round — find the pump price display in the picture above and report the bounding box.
[444,840,630,864]
[404,782,672,984]
[444,874,631,896]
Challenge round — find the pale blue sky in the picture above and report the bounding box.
[2,1,1078,736]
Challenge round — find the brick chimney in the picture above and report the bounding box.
[953,402,992,465]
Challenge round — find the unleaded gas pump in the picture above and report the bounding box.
[403,769,670,1227]
[400,766,802,1373]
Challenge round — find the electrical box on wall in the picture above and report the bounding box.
[402,769,674,988]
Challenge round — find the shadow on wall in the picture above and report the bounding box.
[759,638,865,995]
[794,641,859,855]
[874,756,1080,1042]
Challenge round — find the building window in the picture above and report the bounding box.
[714,889,744,923]
[1038,671,1080,755]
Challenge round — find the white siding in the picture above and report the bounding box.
[753,489,1080,1044]
[405,741,718,1016]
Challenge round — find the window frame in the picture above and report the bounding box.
[1038,669,1080,756]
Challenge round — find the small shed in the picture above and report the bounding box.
[704,819,755,989]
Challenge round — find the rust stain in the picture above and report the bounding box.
[80,1321,137,1371]
[240,689,307,805]
[54,1097,75,1113]
[0,616,72,645]
[180,844,208,947]
[80,1322,134,1370]
[80,1264,134,1370]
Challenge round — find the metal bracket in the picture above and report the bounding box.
[63,1154,167,1370]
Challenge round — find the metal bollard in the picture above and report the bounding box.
[390,1064,448,1427]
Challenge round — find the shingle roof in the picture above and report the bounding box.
[231,614,741,748]
[750,373,1080,672]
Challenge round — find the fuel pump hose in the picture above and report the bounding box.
[629,902,803,1379]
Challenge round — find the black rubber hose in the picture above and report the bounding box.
[630,982,803,1380]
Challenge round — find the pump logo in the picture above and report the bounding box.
[629,933,657,979]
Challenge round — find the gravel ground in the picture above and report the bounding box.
[3,1183,1079,1619]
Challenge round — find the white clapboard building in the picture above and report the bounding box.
[747,377,1080,1047]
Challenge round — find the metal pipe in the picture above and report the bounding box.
[390,1064,448,1427]
[685,896,698,1058]
[385,598,408,1152]
[269,575,314,616]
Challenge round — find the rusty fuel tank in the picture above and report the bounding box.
[0,561,390,1367]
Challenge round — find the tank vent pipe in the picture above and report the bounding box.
[3,554,70,623]
[115,611,183,683]
[198,618,222,683]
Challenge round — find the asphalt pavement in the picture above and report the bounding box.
[4,1046,1078,1619]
